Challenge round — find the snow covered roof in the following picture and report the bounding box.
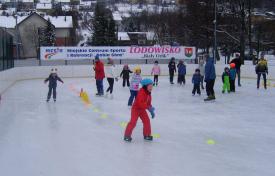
[112,11,122,21]
[0,13,73,28]
[36,3,52,10]
[45,16,73,28]
[80,1,92,6]
[39,0,51,3]
[55,0,70,3]
[117,32,130,41]
[21,0,34,3]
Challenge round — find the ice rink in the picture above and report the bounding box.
[0,76,275,176]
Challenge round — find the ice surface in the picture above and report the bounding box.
[0,77,275,176]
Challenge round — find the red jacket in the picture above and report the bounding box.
[94,61,105,80]
[132,88,152,110]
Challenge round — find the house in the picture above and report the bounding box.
[117,31,156,46]
[0,12,73,58]
[36,3,52,11]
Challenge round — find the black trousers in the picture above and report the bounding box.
[178,75,186,84]
[169,70,174,83]
[47,86,56,100]
[123,78,130,87]
[206,79,215,96]
[230,79,235,92]
[192,84,201,95]
[107,78,114,94]
[154,75,159,84]
[257,73,267,88]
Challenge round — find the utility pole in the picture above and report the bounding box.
[248,0,254,64]
[213,0,217,63]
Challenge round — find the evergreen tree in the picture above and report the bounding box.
[39,19,56,46]
[91,2,117,46]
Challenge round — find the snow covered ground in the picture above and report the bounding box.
[0,77,275,176]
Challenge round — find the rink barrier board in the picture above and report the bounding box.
[1,64,275,95]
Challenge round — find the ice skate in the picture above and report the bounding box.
[144,136,153,141]
[124,136,132,142]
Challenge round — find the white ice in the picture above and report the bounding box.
[0,77,275,176]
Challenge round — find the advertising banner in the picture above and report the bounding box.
[40,46,196,60]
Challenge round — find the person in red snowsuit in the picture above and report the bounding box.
[124,79,155,142]
[93,55,105,96]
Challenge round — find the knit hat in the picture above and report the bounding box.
[230,63,236,68]
[95,54,100,60]
[141,79,153,86]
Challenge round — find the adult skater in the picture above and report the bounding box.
[105,58,118,98]
[93,55,105,96]
[230,53,242,87]
[256,54,268,89]
[124,78,155,142]
[44,68,64,102]
[168,57,177,84]
[198,58,205,89]
[204,54,216,101]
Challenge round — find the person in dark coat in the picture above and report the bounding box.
[204,55,216,101]
[120,64,132,87]
[44,68,64,102]
[177,60,186,85]
[230,54,242,87]
[192,69,201,95]
[168,57,177,84]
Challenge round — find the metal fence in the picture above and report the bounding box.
[0,28,14,71]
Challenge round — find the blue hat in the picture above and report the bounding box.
[95,54,99,60]
[141,78,153,86]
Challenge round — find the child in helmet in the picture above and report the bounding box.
[222,67,230,94]
[120,64,132,87]
[44,68,64,102]
[128,66,142,106]
[151,61,161,86]
[124,78,155,142]
[192,69,201,96]
[229,63,237,92]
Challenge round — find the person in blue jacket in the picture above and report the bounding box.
[192,69,201,95]
[177,60,186,85]
[204,55,216,101]
[229,63,237,92]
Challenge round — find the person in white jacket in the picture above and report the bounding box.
[105,58,118,98]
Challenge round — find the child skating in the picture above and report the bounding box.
[120,64,132,87]
[44,68,64,102]
[222,67,230,94]
[151,61,161,86]
[124,78,156,142]
[128,67,142,107]
[229,63,236,92]
[192,69,201,96]
[177,60,186,85]
[105,58,118,98]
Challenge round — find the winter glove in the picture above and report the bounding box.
[148,107,155,119]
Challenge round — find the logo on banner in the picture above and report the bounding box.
[44,48,62,60]
[185,48,193,58]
